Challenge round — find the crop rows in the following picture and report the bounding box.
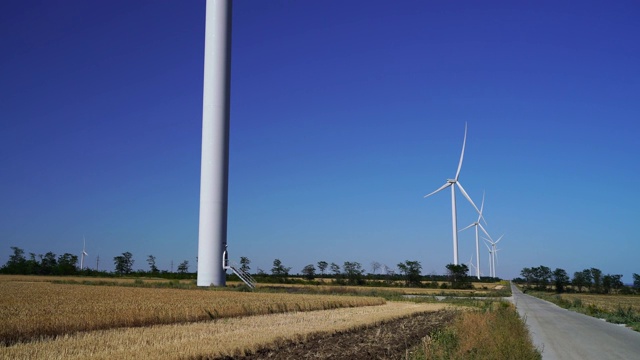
[0,281,384,345]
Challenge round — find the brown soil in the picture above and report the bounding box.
[211,310,456,360]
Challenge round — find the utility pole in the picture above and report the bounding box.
[96,255,100,271]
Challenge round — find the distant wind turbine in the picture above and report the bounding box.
[483,234,503,278]
[80,236,88,270]
[424,123,484,265]
[459,191,491,279]
[467,255,482,278]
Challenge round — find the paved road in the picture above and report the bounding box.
[510,284,640,360]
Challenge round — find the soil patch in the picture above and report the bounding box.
[213,310,456,360]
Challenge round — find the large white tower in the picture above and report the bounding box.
[197,0,232,287]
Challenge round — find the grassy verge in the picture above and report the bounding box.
[526,291,640,331]
[408,302,541,360]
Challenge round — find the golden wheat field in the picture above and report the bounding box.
[557,293,640,312]
[0,280,384,345]
[0,302,452,360]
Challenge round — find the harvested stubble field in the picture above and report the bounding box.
[0,280,384,345]
[556,293,640,312]
[1,301,454,360]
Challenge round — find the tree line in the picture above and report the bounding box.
[2,246,499,289]
[238,257,483,289]
[514,265,640,294]
[0,246,192,278]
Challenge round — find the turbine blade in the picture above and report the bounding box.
[481,236,494,245]
[479,191,488,226]
[456,182,485,223]
[454,122,467,181]
[478,223,493,242]
[483,242,492,251]
[495,234,504,244]
[424,182,451,198]
[459,223,475,232]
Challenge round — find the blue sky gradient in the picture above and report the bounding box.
[1,0,639,280]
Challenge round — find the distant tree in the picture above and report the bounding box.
[581,269,593,292]
[26,253,40,274]
[271,259,291,277]
[572,271,587,292]
[446,263,471,289]
[533,265,552,290]
[40,252,57,275]
[590,268,603,293]
[603,274,623,294]
[114,252,134,275]
[330,262,340,276]
[342,261,365,285]
[602,274,612,294]
[634,273,640,290]
[177,260,189,274]
[57,253,78,275]
[520,267,534,289]
[257,268,266,276]
[147,255,159,274]
[317,261,328,276]
[240,257,251,273]
[371,261,382,275]
[382,265,396,284]
[397,260,422,286]
[1,247,28,274]
[383,264,395,276]
[552,268,569,293]
[302,264,316,280]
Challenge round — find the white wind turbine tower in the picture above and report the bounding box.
[459,191,491,279]
[80,236,88,270]
[483,242,493,278]
[424,123,484,265]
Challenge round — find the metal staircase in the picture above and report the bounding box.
[229,262,257,289]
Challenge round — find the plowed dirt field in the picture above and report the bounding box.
[211,310,456,360]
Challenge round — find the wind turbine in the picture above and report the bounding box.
[459,191,491,279]
[483,234,503,278]
[467,255,482,278]
[424,123,484,265]
[80,236,88,270]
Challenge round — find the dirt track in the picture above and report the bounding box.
[213,310,456,360]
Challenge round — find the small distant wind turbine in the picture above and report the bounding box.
[80,236,88,270]
[424,123,484,265]
[459,191,491,279]
[483,234,503,278]
[467,255,482,278]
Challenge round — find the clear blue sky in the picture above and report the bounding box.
[1,0,639,281]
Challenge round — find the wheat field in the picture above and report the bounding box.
[0,302,451,360]
[0,280,384,345]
